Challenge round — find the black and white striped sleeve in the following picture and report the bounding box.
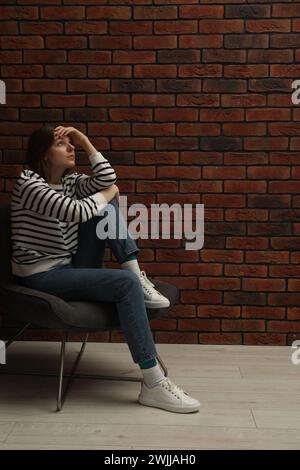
[18,177,105,222]
[74,151,117,198]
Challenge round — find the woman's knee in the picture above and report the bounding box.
[118,270,142,294]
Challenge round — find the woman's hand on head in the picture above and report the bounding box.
[54,126,88,148]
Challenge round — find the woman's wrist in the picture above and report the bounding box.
[81,137,97,156]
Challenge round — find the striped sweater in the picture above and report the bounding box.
[10,151,117,277]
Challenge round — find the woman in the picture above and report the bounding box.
[10,125,200,413]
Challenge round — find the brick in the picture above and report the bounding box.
[271,34,300,48]
[180,5,224,19]
[155,20,197,35]
[246,20,291,33]
[110,21,150,36]
[225,5,270,18]
[222,319,265,331]
[244,334,285,346]
[204,79,247,93]
[111,108,152,122]
[225,264,267,277]
[273,238,300,250]
[247,252,289,264]
[24,50,66,64]
[0,21,18,34]
[223,123,266,136]
[272,64,300,77]
[225,209,268,222]
[89,65,132,78]
[40,7,85,20]
[42,95,85,107]
[268,320,300,332]
[116,51,155,64]
[249,78,291,92]
[203,49,246,63]
[225,34,268,48]
[243,307,284,320]
[203,195,245,207]
[248,194,290,208]
[1,36,44,49]
[24,79,66,92]
[2,65,43,77]
[224,65,268,78]
[66,21,107,35]
[45,65,86,78]
[248,50,292,63]
[180,35,222,48]
[200,20,244,34]
[273,4,300,17]
[203,166,245,179]
[0,51,22,63]
[46,36,87,49]
[248,166,290,179]
[157,166,201,179]
[225,181,266,193]
[227,237,268,249]
[243,279,285,292]
[135,6,177,20]
[244,137,288,151]
[199,306,240,318]
[0,7,38,20]
[134,36,177,50]
[86,6,131,20]
[246,108,290,121]
[200,109,243,121]
[89,36,131,50]
[225,293,266,307]
[221,94,265,107]
[178,319,220,331]
[199,277,240,291]
[20,21,63,35]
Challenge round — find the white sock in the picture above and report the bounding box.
[121,258,141,278]
[141,364,165,389]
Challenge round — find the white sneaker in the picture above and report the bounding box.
[138,377,200,413]
[139,271,170,309]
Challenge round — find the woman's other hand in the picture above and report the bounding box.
[98,184,120,205]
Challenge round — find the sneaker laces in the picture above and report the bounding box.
[160,377,188,397]
[139,271,162,297]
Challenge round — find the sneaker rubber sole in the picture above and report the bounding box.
[138,394,200,414]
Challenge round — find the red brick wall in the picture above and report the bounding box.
[0,1,300,346]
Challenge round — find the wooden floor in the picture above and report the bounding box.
[0,341,300,450]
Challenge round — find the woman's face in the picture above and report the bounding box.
[44,134,76,173]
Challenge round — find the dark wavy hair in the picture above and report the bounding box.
[25,125,77,182]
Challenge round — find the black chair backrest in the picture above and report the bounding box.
[0,202,13,286]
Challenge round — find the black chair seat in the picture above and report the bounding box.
[0,280,178,332]
[0,202,179,332]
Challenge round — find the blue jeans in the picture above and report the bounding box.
[18,198,158,365]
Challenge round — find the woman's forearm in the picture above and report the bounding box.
[81,137,98,157]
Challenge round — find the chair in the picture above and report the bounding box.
[0,202,179,411]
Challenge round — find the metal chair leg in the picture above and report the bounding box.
[5,322,31,348]
[156,352,168,377]
[56,332,89,412]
